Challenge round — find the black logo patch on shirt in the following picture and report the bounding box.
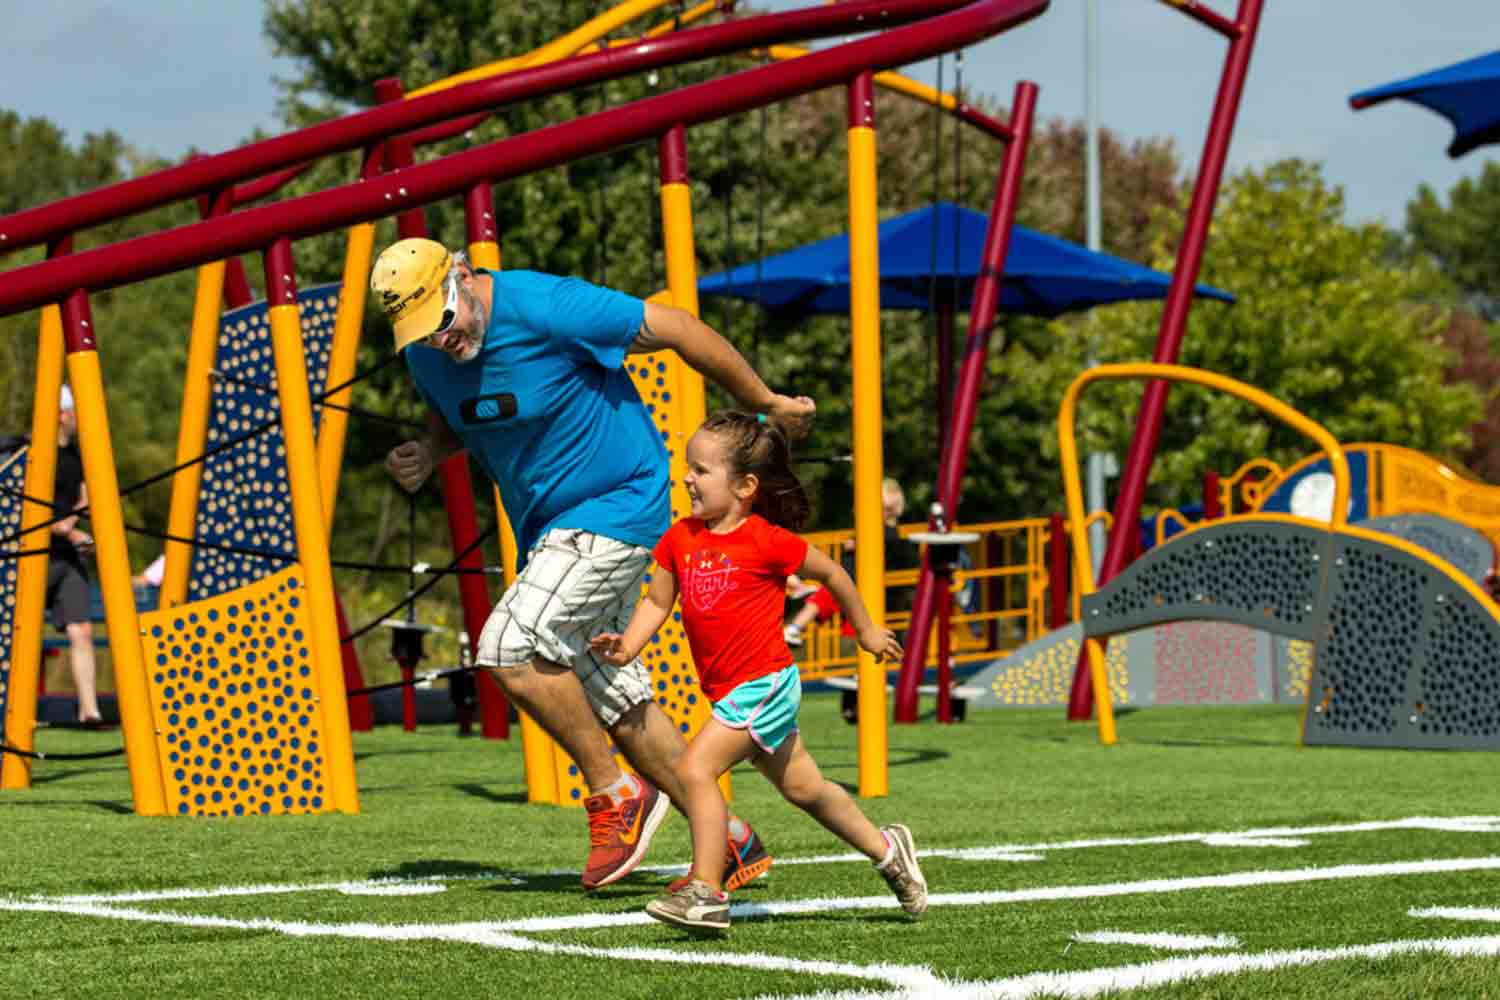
[460,393,518,424]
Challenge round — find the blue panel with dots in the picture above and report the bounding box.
[188,285,340,601]
[0,449,26,745]
[141,567,330,816]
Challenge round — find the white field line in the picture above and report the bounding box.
[11,856,1500,937]
[749,935,1500,1000]
[1411,906,1500,923]
[1070,930,1238,951]
[41,872,512,905]
[492,856,1500,933]
[0,898,943,994]
[26,815,1498,906]
[7,840,1500,995]
[637,814,1500,875]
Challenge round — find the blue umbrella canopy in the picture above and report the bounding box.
[1350,49,1500,158]
[698,202,1234,319]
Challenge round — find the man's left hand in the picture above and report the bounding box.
[766,394,816,441]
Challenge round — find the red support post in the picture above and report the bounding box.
[1066,0,1265,720]
[936,584,953,723]
[894,79,1037,724]
[463,183,510,742]
[1048,512,1069,630]
[375,77,500,739]
[1202,470,1222,521]
[337,600,374,732]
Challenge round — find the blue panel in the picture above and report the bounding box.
[188,284,341,601]
[1258,449,1371,525]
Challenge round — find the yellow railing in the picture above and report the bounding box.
[793,517,1056,681]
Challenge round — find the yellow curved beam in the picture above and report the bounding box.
[409,0,708,99]
[1056,363,1351,745]
[758,44,963,118]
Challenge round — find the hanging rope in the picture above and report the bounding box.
[0,351,408,548]
[925,55,947,465]
[0,742,126,762]
[340,520,496,645]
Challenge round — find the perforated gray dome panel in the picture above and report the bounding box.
[1081,518,1500,750]
[1305,533,1500,749]
[1081,521,1330,642]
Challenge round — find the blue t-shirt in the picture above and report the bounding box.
[403,269,670,568]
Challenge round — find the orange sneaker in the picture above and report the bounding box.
[581,778,670,889]
[723,823,773,892]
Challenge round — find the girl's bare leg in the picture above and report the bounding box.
[675,719,756,891]
[753,733,887,861]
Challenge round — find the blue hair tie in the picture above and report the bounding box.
[756,413,767,424]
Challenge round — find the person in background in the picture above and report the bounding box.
[783,477,917,647]
[47,385,103,727]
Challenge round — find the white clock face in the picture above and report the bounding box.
[1289,471,1349,522]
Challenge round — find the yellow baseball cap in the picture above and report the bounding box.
[370,238,453,352]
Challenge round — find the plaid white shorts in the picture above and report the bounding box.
[477,528,655,728]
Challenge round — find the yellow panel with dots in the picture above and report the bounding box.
[987,632,1129,707]
[139,566,346,817]
[542,349,719,807]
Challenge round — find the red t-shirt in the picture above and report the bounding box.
[653,514,809,701]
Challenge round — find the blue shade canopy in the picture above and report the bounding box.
[698,202,1234,319]
[1350,50,1500,159]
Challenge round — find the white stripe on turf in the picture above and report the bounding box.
[1411,906,1500,923]
[637,814,1500,876]
[1070,930,1239,950]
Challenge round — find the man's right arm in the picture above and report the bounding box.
[385,410,464,493]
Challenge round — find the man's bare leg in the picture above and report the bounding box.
[610,698,774,889]
[488,658,622,791]
[609,700,689,806]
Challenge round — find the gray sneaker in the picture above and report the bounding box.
[876,824,928,916]
[646,878,730,931]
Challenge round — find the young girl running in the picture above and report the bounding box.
[591,411,926,932]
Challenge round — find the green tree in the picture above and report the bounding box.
[1406,161,1500,320]
[0,112,197,563]
[984,159,1481,520]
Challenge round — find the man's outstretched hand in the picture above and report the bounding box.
[766,393,816,442]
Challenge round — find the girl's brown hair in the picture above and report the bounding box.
[699,411,811,531]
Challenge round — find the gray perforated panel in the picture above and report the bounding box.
[1081,520,1330,642]
[1303,533,1500,750]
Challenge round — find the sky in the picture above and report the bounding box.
[2,1,1495,231]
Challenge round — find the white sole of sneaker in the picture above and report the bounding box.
[588,788,673,888]
[645,900,729,932]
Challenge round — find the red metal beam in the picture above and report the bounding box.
[1065,0,1264,720]
[0,0,1048,319]
[893,78,1038,723]
[0,0,1008,257]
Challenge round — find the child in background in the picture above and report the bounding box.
[591,411,926,932]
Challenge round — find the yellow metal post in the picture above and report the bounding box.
[1,302,67,791]
[658,124,728,800]
[264,240,360,814]
[160,259,227,609]
[60,292,168,814]
[658,125,708,431]
[847,74,889,798]
[316,223,376,530]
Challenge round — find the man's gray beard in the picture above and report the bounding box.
[451,290,488,364]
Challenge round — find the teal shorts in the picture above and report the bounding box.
[711,663,802,754]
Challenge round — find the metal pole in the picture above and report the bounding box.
[1083,0,1109,576]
